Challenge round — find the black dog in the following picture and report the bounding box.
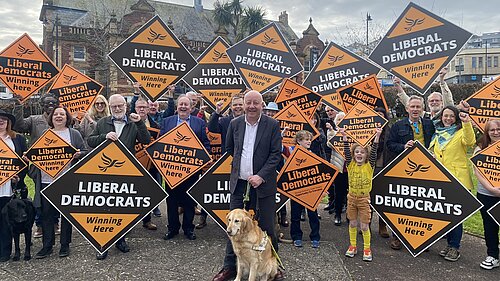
[1,198,35,261]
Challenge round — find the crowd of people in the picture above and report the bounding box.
[0,68,499,280]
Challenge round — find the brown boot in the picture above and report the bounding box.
[390,237,402,250]
[379,225,389,238]
[195,216,207,229]
[143,221,157,230]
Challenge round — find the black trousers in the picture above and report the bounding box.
[166,175,198,234]
[0,197,12,258]
[41,183,71,249]
[223,180,277,269]
[478,193,500,259]
[334,172,348,218]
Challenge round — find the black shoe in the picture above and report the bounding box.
[153,207,162,217]
[96,251,108,260]
[115,240,130,253]
[164,231,179,240]
[185,231,196,240]
[324,203,334,211]
[59,244,70,258]
[0,256,9,262]
[35,247,53,259]
[334,216,341,226]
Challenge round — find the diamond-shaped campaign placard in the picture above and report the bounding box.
[273,103,319,146]
[207,130,223,163]
[328,132,356,160]
[134,127,160,171]
[0,138,27,186]
[145,122,211,189]
[465,76,500,133]
[226,22,303,94]
[183,37,246,112]
[108,15,196,102]
[337,75,389,113]
[303,42,380,112]
[0,33,59,103]
[275,78,322,119]
[42,139,167,254]
[369,2,472,94]
[24,129,77,179]
[277,146,338,211]
[372,141,482,257]
[338,101,388,147]
[470,139,500,188]
[48,64,103,120]
[188,153,289,232]
[489,201,500,227]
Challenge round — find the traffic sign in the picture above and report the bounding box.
[372,141,482,256]
[226,22,303,94]
[369,2,472,94]
[41,139,167,254]
[108,15,196,101]
[183,37,246,112]
[0,33,59,103]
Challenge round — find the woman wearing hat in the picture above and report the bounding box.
[0,110,28,262]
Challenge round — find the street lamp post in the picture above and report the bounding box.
[366,13,372,55]
[484,38,488,79]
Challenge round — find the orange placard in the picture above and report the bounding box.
[338,75,389,113]
[273,103,320,146]
[184,37,246,113]
[145,122,212,189]
[0,33,59,103]
[466,76,500,133]
[338,101,388,147]
[277,146,339,211]
[275,78,322,119]
[470,140,500,188]
[328,132,355,160]
[24,129,77,178]
[134,127,160,170]
[0,138,27,186]
[226,22,303,94]
[48,64,103,120]
[41,139,167,254]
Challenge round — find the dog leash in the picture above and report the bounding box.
[245,182,285,270]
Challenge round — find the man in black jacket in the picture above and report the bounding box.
[87,94,151,260]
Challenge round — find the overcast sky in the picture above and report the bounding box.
[1,0,499,50]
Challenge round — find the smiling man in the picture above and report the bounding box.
[385,95,435,250]
[207,94,244,154]
[212,90,284,281]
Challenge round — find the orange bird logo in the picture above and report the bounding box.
[327,54,344,66]
[405,158,430,176]
[295,158,306,166]
[63,74,77,85]
[16,44,35,57]
[212,49,227,62]
[43,137,57,146]
[98,153,125,172]
[285,88,298,98]
[173,131,191,143]
[404,17,425,32]
[261,33,278,45]
[148,28,167,43]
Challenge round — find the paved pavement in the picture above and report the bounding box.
[0,202,497,280]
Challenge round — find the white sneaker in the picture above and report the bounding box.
[480,256,499,270]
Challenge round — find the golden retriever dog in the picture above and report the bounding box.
[226,209,278,281]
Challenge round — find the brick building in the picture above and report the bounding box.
[38,0,325,97]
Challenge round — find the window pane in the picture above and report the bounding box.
[74,46,85,60]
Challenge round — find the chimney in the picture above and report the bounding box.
[194,0,203,12]
[279,11,288,26]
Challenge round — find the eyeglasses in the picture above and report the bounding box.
[0,118,8,123]
[95,102,105,106]
[110,104,125,110]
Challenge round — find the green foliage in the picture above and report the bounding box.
[213,0,266,43]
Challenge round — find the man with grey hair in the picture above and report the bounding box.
[88,93,151,260]
[394,67,453,119]
[386,94,435,250]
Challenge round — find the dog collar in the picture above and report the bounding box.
[252,232,268,252]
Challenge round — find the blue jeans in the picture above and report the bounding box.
[290,201,320,241]
[447,223,463,249]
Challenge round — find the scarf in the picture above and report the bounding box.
[431,124,458,150]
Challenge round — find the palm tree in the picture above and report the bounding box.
[212,0,265,43]
[240,6,266,40]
